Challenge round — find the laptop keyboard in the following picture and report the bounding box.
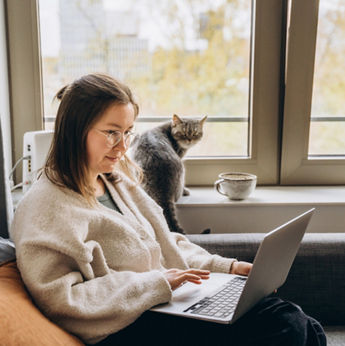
[183,276,247,318]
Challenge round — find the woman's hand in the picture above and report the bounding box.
[164,268,210,290]
[230,261,252,276]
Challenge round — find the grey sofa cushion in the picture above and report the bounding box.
[188,233,345,325]
[0,236,15,265]
[324,326,345,346]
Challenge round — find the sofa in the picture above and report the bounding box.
[1,234,345,345]
[0,123,344,345]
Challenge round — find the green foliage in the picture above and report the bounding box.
[126,0,251,118]
[310,0,345,154]
[312,1,345,116]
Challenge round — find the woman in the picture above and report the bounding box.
[11,73,326,345]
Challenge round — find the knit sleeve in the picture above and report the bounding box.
[169,232,237,274]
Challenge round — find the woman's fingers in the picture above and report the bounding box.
[164,269,210,290]
[180,272,208,283]
[176,273,202,286]
[186,269,210,279]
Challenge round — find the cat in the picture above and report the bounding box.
[130,114,207,234]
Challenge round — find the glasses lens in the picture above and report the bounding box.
[104,131,135,147]
[108,131,121,147]
[125,132,135,144]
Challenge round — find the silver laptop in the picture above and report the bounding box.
[151,208,315,324]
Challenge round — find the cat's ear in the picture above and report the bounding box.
[200,115,207,126]
[172,114,183,125]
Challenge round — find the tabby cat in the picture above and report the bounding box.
[130,114,207,234]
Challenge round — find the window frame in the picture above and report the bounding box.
[281,0,345,185]
[6,0,43,183]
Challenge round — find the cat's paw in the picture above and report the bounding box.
[183,187,191,196]
[173,227,186,234]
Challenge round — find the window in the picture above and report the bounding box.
[37,0,283,184]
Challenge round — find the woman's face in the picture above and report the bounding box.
[86,102,135,179]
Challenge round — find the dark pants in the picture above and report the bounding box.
[95,297,326,346]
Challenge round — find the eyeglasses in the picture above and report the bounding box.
[94,129,136,148]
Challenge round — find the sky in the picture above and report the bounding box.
[38,0,242,56]
[39,0,338,58]
[38,0,59,56]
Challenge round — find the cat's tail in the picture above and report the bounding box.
[160,200,185,234]
[160,201,212,234]
[201,228,211,234]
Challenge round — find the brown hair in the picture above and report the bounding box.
[44,73,142,203]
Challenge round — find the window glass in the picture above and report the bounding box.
[39,0,252,157]
[309,0,345,156]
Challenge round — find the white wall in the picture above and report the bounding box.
[177,205,345,234]
[176,187,345,234]
[0,0,12,175]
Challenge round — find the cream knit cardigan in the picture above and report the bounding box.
[10,172,235,344]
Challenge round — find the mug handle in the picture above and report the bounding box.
[214,179,227,196]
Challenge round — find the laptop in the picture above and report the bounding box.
[151,208,315,324]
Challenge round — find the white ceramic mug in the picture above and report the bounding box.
[214,172,257,200]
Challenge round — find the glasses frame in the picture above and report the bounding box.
[94,128,136,148]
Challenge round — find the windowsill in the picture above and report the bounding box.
[177,185,345,207]
[176,186,345,234]
[14,185,345,208]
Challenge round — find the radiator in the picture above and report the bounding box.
[22,131,53,192]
